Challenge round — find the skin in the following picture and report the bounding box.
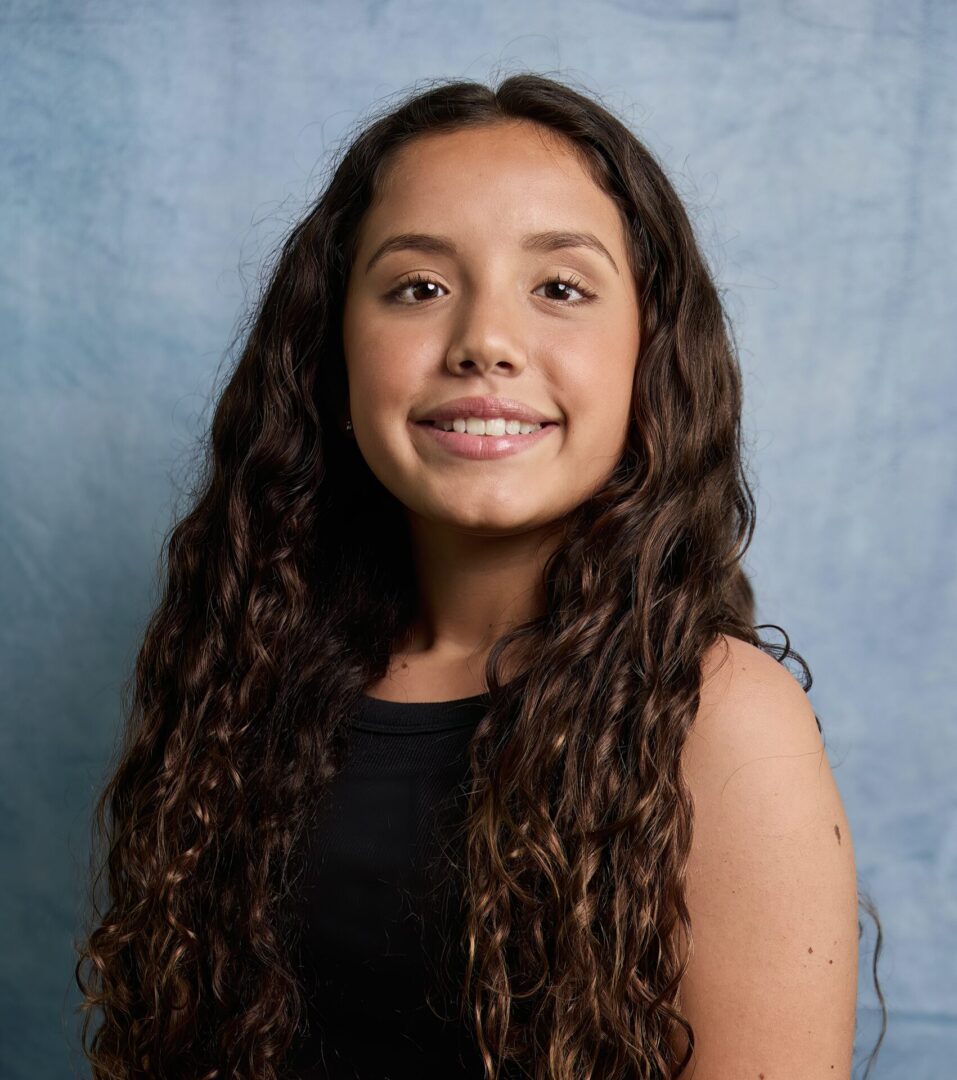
[672,635,860,1078]
[341,119,641,700]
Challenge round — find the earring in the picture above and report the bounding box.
[345,419,353,432]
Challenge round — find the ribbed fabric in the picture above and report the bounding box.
[287,691,491,1079]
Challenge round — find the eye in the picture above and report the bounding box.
[386,273,448,305]
[533,272,596,305]
[385,272,598,305]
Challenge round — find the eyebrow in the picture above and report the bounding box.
[363,229,620,276]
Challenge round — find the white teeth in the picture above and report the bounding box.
[438,416,543,436]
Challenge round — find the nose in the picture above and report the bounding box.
[444,293,528,376]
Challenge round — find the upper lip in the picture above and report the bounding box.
[415,396,560,424]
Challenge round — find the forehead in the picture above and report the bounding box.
[358,121,625,253]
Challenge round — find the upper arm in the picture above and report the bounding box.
[672,635,859,1079]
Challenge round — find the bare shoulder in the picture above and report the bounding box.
[671,633,859,1078]
[689,633,827,779]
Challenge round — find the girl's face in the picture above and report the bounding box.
[342,120,641,536]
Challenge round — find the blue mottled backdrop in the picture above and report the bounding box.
[1,1,954,1076]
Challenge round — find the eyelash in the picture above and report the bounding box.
[386,271,597,306]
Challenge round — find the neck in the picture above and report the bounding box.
[400,510,561,674]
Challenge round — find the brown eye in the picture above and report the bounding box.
[387,271,596,305]
[387,274,446,304]
[534,273,596,304]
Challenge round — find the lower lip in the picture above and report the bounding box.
[411,420,559,459]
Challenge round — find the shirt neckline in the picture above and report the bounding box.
[353,690,492,733]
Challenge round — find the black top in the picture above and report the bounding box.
[287,691,491,1079]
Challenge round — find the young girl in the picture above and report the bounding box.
[76,73,881,1079]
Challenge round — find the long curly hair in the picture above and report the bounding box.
[74,72,885,1079]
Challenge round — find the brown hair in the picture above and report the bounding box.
[75,72,885,1079]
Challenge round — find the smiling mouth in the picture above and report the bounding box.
[417,420,559,431]
[411,417,559,459]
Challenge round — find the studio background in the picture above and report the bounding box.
[1,1,953,1077]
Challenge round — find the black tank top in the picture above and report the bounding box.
[287,690,492,1079]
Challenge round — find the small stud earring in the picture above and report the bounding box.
[345,419,353,431]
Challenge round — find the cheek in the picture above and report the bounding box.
[345,316,433,401]
[562,337,636,442]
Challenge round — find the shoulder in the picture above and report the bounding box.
[688,633,825,784]
[671,634,859,1076]
[683,635,829,836]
